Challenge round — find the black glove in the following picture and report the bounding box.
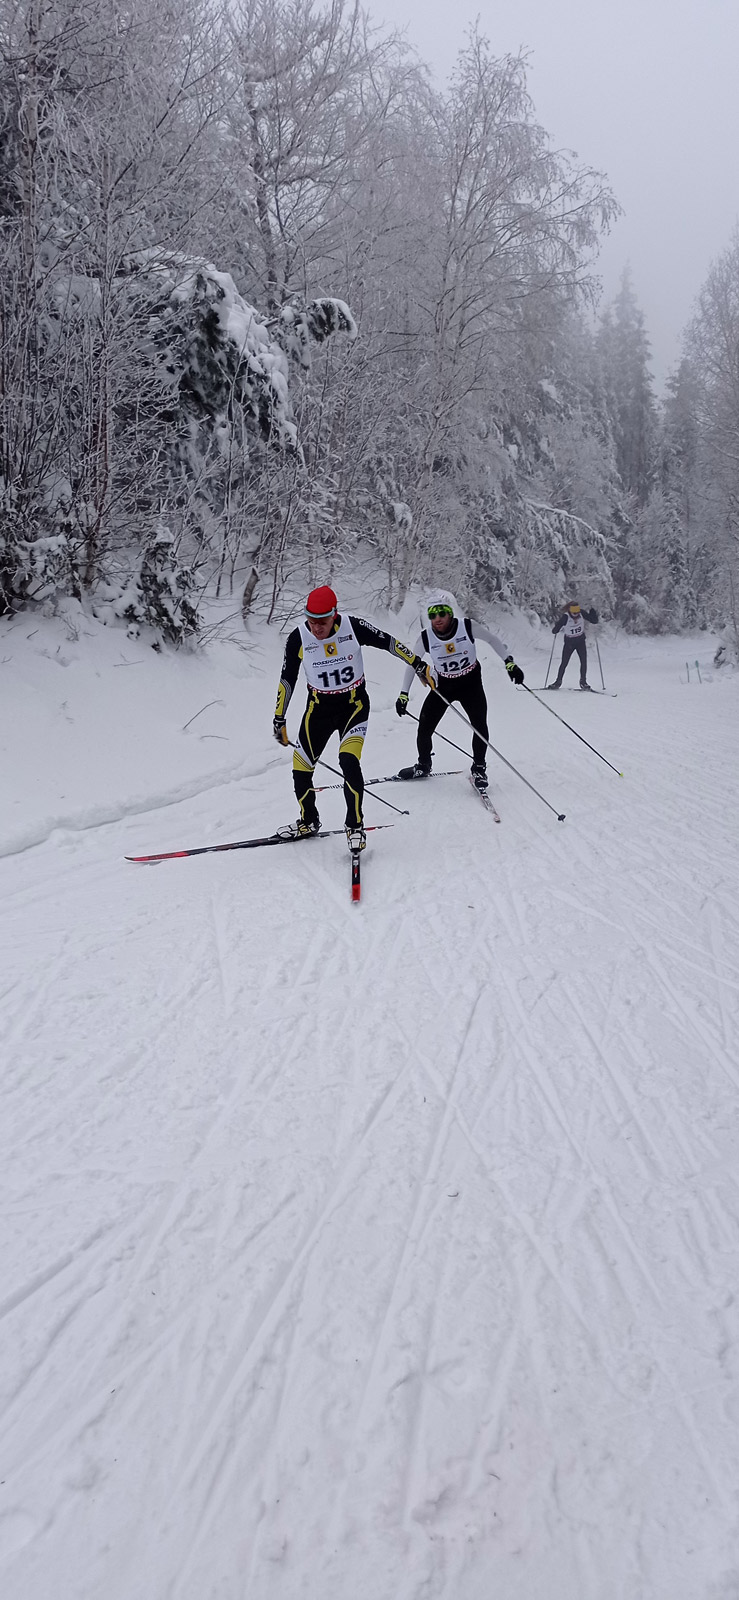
[505,656,524,685]
[273,717,289,746]
[395,692,409,717]
[551,623,559,634]
[414,660,436,688]
[585,608,598,624]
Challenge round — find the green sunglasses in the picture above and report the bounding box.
[428,604,453,618]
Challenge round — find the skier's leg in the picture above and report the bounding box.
[292,693,331,827]
[338,687,370,828]
[553,637,575,685]
[455,667,489,766]
[576,637,588,687]
[416,687,448,768]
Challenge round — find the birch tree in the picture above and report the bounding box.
[354,30,617,603]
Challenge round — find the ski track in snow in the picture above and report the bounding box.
[3,644,739,1599]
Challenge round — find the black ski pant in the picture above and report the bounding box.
[293,683,369,827]
[552,635,588,687]
[417,664,489,768]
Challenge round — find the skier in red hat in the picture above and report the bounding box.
[273,585,433,848]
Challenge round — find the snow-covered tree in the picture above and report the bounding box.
[685,231,739,655]
[598,270,657,507]
[0,0,360,622]
[218,0,411,306]
[1,0,659,632]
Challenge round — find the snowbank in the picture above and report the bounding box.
[0,602,284,858]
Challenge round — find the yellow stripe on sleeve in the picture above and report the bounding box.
[393,640,415,665]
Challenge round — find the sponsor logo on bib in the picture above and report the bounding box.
[324,640,338,657]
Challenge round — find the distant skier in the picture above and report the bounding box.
[273,585,433,848]
[395,591,524,792]
[548,601,599,690]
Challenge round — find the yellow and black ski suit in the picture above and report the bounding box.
[275,616,425,827]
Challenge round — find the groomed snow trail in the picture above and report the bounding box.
[3,632,739,1600]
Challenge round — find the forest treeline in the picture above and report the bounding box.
[1,0,738,649]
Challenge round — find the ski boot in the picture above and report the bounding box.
[397,761,431,780]
[470,763,489,793]
[295,815,321,838]
[345,824,367,852]
[579,682,592,692]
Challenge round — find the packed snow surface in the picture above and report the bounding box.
[2,608,739,1600]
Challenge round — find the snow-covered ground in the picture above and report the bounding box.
[2,604,739,1600]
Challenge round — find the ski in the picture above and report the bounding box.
[350,844,362,902]
[315,769,461,792]
[468,773,501,822]
[126,824,392,865]
[344,829,368,903]
[540,686,617,698]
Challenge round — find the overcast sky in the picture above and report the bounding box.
[380,0,738,386]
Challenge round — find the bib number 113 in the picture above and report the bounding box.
[318,666,355,688]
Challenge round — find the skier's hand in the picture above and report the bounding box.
[505,656,524,685]
[585,608,599,624]
[395,692,409,717]
[273,717,289,746]
[414,659,436,688]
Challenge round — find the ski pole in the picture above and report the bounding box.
[522,686,623,776]
[287,741,409,816]
[407,705,566,822]
[594,634,606,691]
[543,636,556,689]
[695,659,702,683]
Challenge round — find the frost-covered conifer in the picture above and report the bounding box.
[597,273,658,508]
[106,527,201,647]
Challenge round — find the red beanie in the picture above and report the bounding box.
[305,585,338,618]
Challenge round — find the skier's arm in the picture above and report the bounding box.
[274,628,302,728]
[398,634,426,696]
[350,618,432,682]
[584,608,599,624]
[468,621,524,684]
[466,620,509,663]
